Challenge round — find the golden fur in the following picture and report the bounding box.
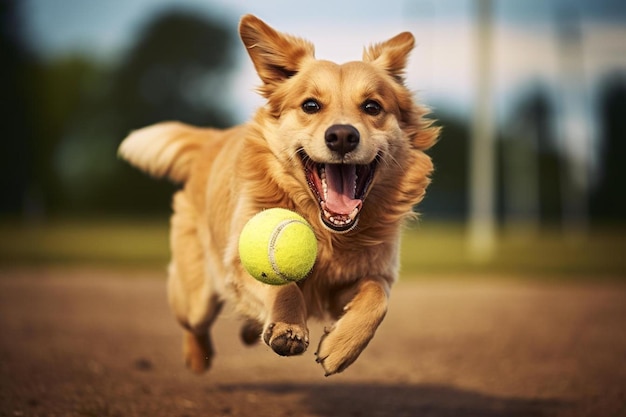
[118,14,439,376]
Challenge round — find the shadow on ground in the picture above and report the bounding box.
[216,382,565,417]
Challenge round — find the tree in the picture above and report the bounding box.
[109,9,236,132]
[592,74,626,221]
[0,0,36,215]
[419,114,469,220]
[55,9,237,214]
[500,84,561,227]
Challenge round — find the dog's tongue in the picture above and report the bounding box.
[324,164,361,215]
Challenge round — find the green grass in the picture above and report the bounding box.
[0,218,624,279]
[400,222,626,279]
[0,218,170,267]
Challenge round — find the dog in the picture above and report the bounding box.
[118,14,438,376]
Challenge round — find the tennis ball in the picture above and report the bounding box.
[238,208,318,285]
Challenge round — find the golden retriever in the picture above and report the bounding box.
[118,14,438,376]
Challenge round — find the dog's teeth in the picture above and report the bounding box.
[319,166,328,200]
[322,203,359,228]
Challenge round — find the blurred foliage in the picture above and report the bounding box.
[420,114,469,219]
[0,0,34,214]
[496,85,563,225]
[109,11,235,131]
[1,3,236,217]
[592,73,626,220]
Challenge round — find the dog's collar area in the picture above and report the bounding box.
[299,150,376,233]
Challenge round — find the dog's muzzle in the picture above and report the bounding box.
[299,125,377,232]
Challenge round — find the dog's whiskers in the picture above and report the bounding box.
[377,149,402,171]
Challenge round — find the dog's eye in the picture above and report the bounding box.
[302,99,321,114]
[362,100,382,116]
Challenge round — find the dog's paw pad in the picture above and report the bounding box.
[263,323,309,356]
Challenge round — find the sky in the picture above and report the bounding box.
[19,0,626,142]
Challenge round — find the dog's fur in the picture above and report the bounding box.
[118,15,438,376]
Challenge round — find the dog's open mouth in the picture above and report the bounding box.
[300,151,377,232]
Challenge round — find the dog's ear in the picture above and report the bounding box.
[239,15,315,93]
[363,32,415,83]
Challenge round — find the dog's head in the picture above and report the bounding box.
[240,15,436,233]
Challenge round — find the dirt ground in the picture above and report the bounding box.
[1,267,625,417]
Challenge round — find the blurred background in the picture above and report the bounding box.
[1,0,625,278]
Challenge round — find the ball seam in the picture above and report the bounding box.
[268,219,306,282]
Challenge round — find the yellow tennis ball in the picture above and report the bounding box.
[238,208,318,285]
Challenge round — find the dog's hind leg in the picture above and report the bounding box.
[175,286,222,373]
[240,319,263,346]
[168,191,223,373]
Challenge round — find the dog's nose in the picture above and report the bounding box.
[325,124,360,156]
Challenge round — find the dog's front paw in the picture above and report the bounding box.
[315,322,372,376]
[263,322,309,356]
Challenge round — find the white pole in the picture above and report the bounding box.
[468,0,497,261]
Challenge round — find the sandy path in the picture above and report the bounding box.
[1,267,625,417]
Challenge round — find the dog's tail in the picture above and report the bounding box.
[118,122,207,183]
